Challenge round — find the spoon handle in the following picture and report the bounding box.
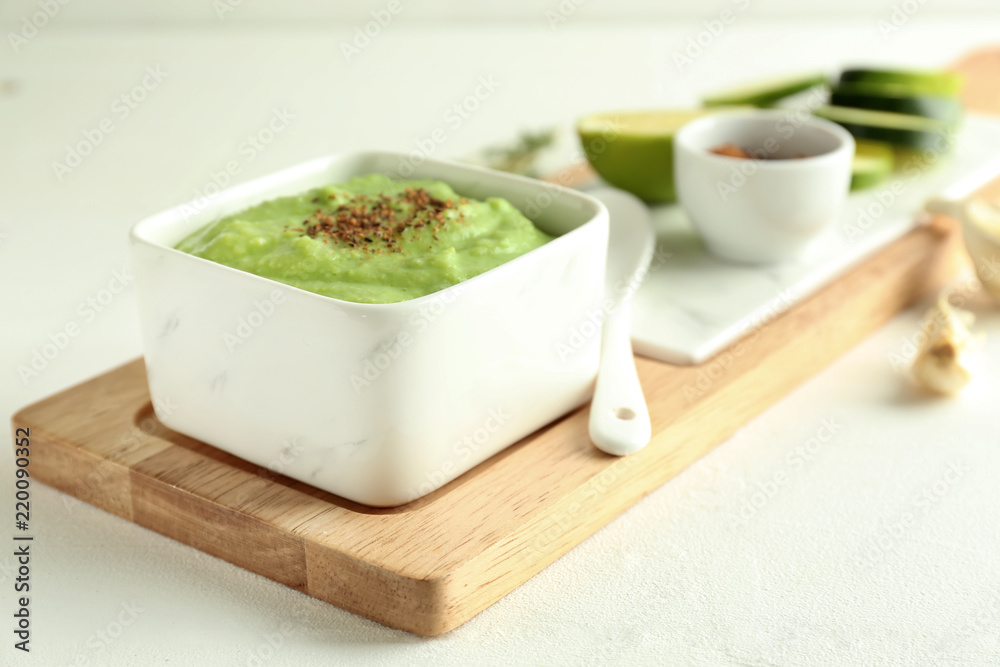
[588,299,652,456]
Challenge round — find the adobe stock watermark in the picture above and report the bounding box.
[62,395,179,511]
[886,277,978,371]
[682,287,798,403]
[977,253,1000,289]
[517,119,620,220]
[340,0,405,63]
[715,86,825,202]
[556,245,673,361]
[525,452,640,560]
[405,407,510,500]
[877,0,928,39]
[214,0,245,20]
[7,0,72,53]
[854,459,967,571]
[179,107,295,220]
[925,587,1000,663]
[545,0,589,29]
[732,417,844,527]
[51,66,168,182]
[387,75,501,179]
[223,289,287,353]
[65,601,145,665]
[255,438,305,483]
[673,0,751,72]
[349,285,467,394]
[842,129,957,242]
[244,621,298,667]
[17,267,133,386]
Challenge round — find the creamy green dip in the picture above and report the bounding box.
[175,174,553,304]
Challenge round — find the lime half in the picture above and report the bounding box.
[577,109,736,203]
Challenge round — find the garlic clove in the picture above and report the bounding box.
[911,295,978,396]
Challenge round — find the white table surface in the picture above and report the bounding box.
[2,16,1000,666]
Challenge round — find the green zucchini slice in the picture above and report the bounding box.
[814,105,956,151]
[703,72,829,107]
[838,68,963,97]
[830,84,962,121]
[850,140,895,190]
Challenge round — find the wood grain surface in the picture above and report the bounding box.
[11,49,998,636]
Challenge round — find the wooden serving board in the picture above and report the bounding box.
[12,51,999,636]
[11,218,965,635]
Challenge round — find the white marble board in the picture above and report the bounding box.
[604,113,1000,365]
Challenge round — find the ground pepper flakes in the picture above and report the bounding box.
[295,187,464,254]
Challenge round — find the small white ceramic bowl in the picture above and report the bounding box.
[130,152,608,506]
[674,110,855,263]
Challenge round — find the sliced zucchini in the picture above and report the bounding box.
[703,72,829,108]
[814,106,955,151]
[830,83,963,121]
[892,144,947,170]
[839,68,963,97]
[850,140,895,191]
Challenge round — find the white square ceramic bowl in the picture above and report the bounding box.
[130,152,608,506]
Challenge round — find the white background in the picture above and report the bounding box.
[2,1,1000,665]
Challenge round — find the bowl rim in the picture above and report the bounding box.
[130,151,609,311]
[674,108,856,170]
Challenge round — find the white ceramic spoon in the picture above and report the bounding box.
[587,187,656,456]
